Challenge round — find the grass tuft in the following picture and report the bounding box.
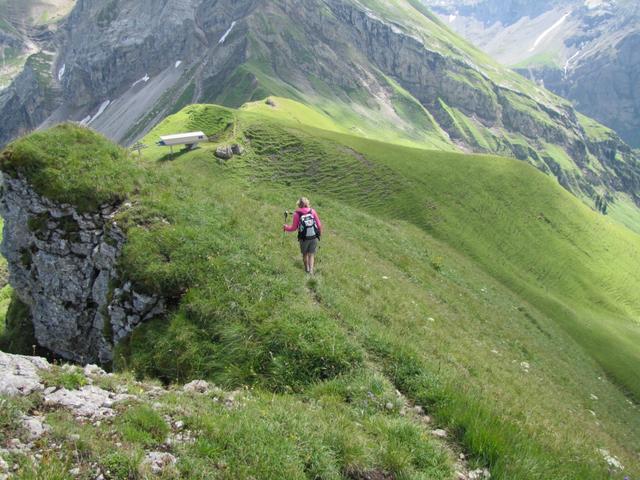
[118,404,170,446]
[0,123,139,212]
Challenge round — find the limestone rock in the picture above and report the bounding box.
[599,448,624,471]
[83,364,107,377]
[21,415,49,440]
[0,456,8,480]
[44,385,132,420]
[215,146,234,160]
[467,469,491,480]
[0,351,49,396]
[183,380,210,394]
[231,144,244,155]
[143,452,177,474]
[0,175,165,365]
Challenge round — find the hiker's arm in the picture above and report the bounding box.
[313,211,323,233]
[283,213,300,232]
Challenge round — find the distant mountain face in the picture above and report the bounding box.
[1,0,639,222]
[424,0,640,148]
[0,0,76,89]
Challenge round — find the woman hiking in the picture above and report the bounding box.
[283,197,323,274]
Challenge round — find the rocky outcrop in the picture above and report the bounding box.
[516,30,640,150]
[0,175,164,365]
[0,0,253,146]
[325,0,640,204]
[215,143,244,160]
[0,350,50,396]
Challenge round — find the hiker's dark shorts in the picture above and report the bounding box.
[299,238,319,255]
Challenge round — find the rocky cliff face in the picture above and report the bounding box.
[324,0,640,203]
[425,0,640,148]
[0,174,164,365]
[0,0,76,89]
[529,30,640,149]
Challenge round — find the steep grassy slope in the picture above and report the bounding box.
[0,360,456,480]
[2,104,640,478]
[214,0,640,229]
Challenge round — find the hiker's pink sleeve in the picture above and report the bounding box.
[284,212,300,232]
[314,211,323,233]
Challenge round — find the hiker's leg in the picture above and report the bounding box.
[300,242,307,272]
[309,254,315,274]
[303,253,310,272]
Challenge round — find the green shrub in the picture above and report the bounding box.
[309,370,402,415]
[41,367,88,390]
[15,453,71,480]
[178,392,451,480]
[255,310,363,391]
[101,451,141,480]
[0,284,13,336]
[0,396,23,442]
[121,307,362,391]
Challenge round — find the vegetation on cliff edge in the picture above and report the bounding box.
[0,124,139,212]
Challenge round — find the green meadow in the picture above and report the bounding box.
[1,100,640,479]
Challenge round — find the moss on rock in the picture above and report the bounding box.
[0,123,140,213]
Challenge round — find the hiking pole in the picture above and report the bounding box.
[282,210,289,246]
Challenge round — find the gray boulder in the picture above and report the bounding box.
[0,351,49,396]
[215,146,234,160]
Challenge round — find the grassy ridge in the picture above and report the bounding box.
[2,104,640,478]
[120,103,640,477]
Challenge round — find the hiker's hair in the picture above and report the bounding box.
[297,197,310,208]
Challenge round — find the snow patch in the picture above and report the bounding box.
[564,49,581,77]
[87,100,111,125]
[132,74,150,88]
[57,64,66,81]
[175,60,182,69]
[79,115,92,126]
[584,0,603,9]
[448,14,457,23]
[218,21,237,44]
[529,12,571,52]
